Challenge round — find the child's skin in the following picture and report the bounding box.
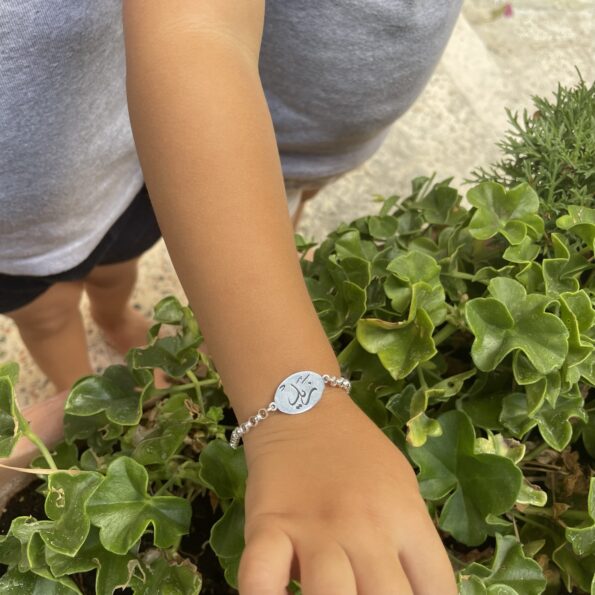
[3,1,459,593]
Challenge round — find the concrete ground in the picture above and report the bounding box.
[2,0,594,406]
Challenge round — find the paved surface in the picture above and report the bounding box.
[2,0,594,406]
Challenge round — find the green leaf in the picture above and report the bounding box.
[132,394,193,466]
[0,375,20,457]
[552,540,595,594]
[407,410,523,546]
[87,456,191,554]
[465,278,569,374]
[153,296,186,324]
[467,182,542,245]
[385,251,446,324]
[45,528,135,595]
[566,477,595,557]
[533,390,588,450]
[65,365,143,425]
[0,361,19,385]
[460,534,546,595]
[39,471,103,556]
[474,431,525,464]
[0,568,81,594]
[130,555,202,595]
[503,236,540,263]
[559,290,594,369]
[406,389,442,447]
[516,478,548,507]
[197,439,247,500]
[367,214,399,240]
[500,392,538,438]
[357,309,436,380]
[542,257,580,296]
[416,184,465,225]
[556,205,595,251]
[210,498,245,559]
[129,337,199,379]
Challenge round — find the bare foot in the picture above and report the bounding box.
[0,391,68,514]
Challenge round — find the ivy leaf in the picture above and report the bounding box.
[556,205,595,252]
[533,389,588,450]
[503,236,540,263]
[407,410,523,546]
[465,277,569,374]
[152,296,186,324]
[197,439,247,500]
[385,251,446,325]
[357,309,436,380]
[0,375,20,457]
[45,527,135,595]
[460,533,546,594]
[0,567,81,594]
[500,393,538,438]
[130,555,202,595]
[416,183,466,226]
[467,182,543,245]
[129,337,199,379]
[559,290,594,369]
[131,394,193,466]
[565,477,595,557]
[39,471,103,557]
[0,361,19,385]
[210,498,245,559]
[367,214,399,240]
[542,256,580,296]
[65,365,144,426]
[474,431,525,464]
[552,540,595,594]
[406,390,442,447]
[87,456,191,554]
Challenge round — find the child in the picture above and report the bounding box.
[1,1,462,592]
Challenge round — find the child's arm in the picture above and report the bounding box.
[122,2,457,593]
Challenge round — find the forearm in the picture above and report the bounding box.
[122,6,342,423]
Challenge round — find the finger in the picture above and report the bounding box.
[297,540,357,595]
[342,544,412,595]
[238,524,295,595]
[399,537,458,595]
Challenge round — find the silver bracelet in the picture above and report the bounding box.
[229,371,351,449]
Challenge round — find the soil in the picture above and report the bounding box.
[0,479,237,595]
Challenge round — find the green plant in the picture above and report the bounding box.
[470,72,595,229]
[0,77,594,594]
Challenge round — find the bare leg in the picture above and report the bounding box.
[84,257,153,355]
[84,258,182,387]
[292,188,320,261]
[5,281,92,392]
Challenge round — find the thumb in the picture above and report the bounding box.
[238,522,296,595]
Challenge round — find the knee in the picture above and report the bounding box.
[7,283,83,338]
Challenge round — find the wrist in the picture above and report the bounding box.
[239,384,362,456]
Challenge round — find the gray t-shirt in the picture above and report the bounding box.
[0,1,461,276]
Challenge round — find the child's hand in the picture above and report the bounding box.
[239,392,458,594]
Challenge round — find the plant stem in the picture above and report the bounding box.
[187,370,206,414]
[522,506,590,522]
[433,323,459,347]
[511,511,559,540]
[522,441,551,462]
[15,408,57,471]
[447,550,466,571]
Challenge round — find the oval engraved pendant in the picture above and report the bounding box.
[274,371,325,415]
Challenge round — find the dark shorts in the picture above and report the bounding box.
[0,184,162,314]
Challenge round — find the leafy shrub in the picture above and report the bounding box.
[0,77,593,594]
